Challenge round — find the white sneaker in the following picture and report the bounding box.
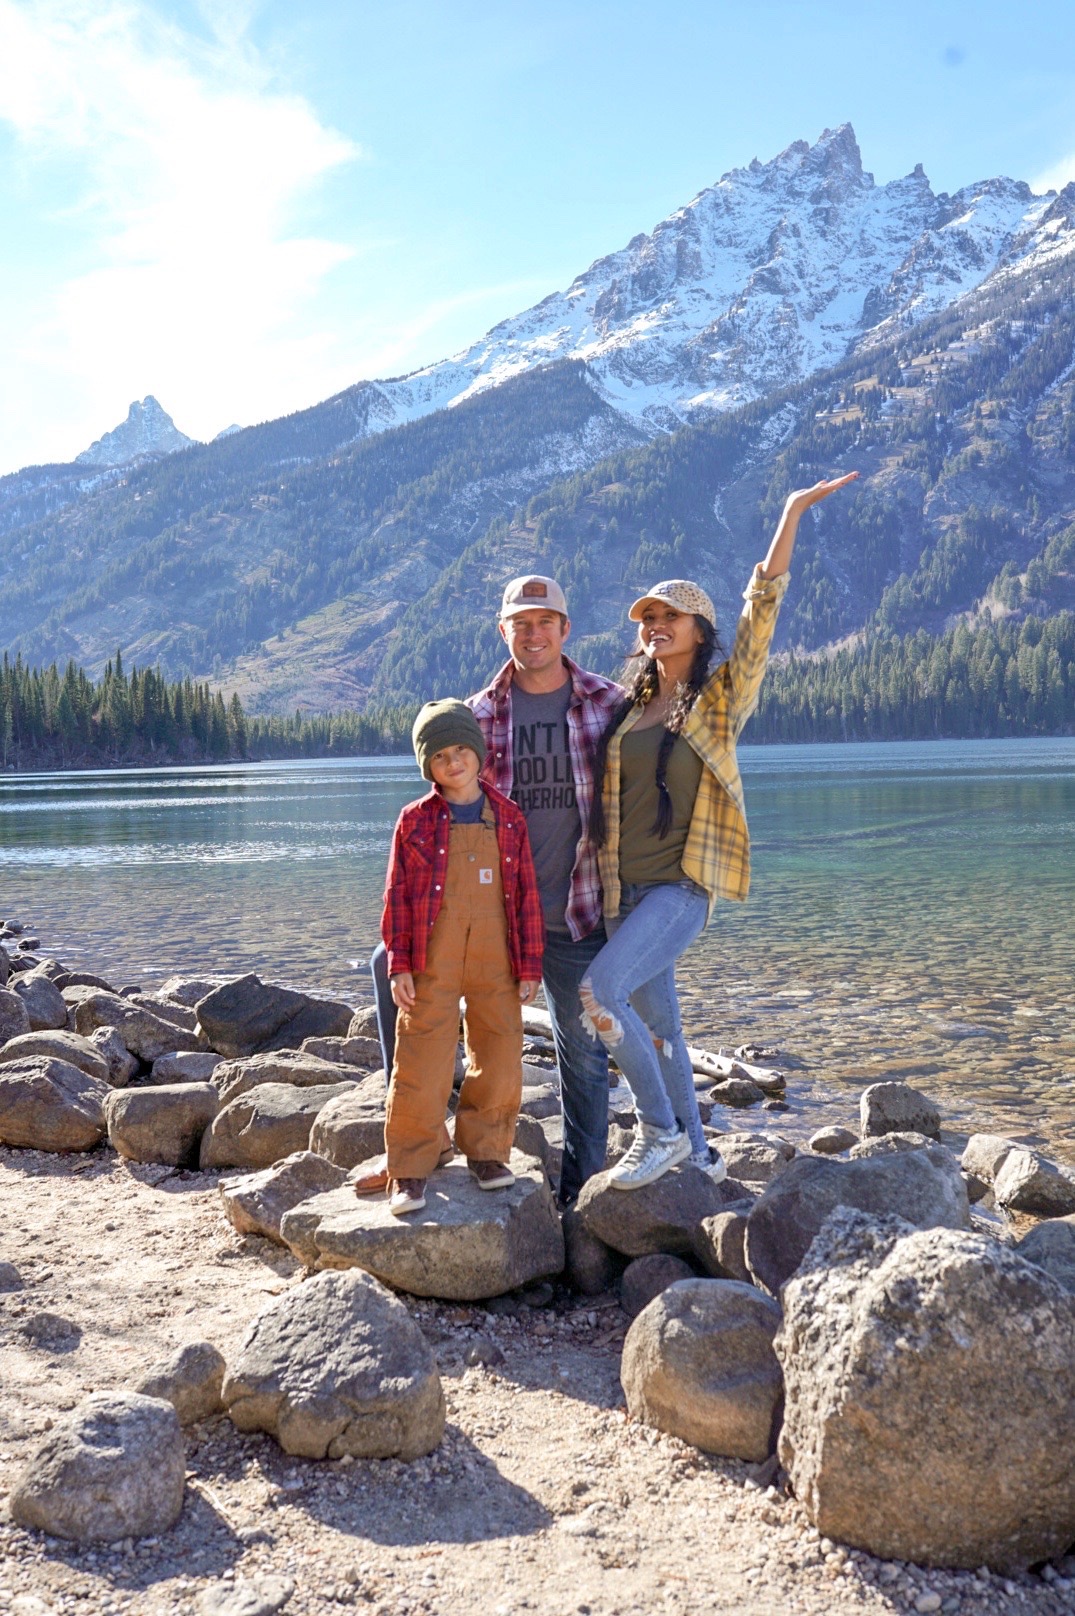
[689,1146,728,1184]
[609,1123,691,1190]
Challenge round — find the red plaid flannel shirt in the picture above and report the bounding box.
[381,781,545,980]
[467,655,623,940]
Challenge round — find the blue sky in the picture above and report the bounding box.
[2,0,1075,475]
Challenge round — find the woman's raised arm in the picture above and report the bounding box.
[759,472,859,581]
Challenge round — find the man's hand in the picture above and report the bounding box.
[518,980,541,1006]
[390,972,416,1010]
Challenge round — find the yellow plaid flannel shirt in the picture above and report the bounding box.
[598,564,790,920]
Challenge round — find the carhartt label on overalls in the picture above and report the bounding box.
[479,868,493,884]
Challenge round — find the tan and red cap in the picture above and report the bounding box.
[628,578,717,628]
[499,574,568,620]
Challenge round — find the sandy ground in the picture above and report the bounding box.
[0,1147,1073,1616]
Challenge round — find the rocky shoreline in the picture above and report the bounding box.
[3,917,1075,1616]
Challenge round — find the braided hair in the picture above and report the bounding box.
[589,615,721,847]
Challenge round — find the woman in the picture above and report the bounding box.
[580,474,857,1190]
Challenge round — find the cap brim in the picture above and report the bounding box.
[628,593,670,622]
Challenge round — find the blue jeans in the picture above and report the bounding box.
[368,930,609,1205]
[580,881,708,1156]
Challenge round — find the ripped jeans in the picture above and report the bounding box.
[580,880,709,1155]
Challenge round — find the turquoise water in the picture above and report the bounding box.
[2,739,1074,1155]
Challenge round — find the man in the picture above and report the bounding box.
[370,573,622,1205]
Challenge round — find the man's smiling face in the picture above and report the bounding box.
[498,608,569,674]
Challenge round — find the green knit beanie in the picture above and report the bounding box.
[412,699,486,781]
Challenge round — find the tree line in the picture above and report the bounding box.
[2,610,1072,774]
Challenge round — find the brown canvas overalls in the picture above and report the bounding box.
[385,802,524,1178]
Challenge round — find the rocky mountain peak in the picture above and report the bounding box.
[75,397,196,468]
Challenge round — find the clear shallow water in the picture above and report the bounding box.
[2,741,1074,1159]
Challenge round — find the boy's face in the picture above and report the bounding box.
[428,743,481,799]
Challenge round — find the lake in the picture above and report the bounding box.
[2,739,1074,1160]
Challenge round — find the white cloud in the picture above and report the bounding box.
[0,0,363,466]
[1030,153,1075,196]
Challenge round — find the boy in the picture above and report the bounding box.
[380,699,544,1215]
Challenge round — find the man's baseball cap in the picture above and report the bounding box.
[499,574,568,620]
[628,579,717,628]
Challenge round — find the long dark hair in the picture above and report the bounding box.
[589,615,721,847]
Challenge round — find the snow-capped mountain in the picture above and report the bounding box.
[365,124,1069,435]
[75,396,195,467]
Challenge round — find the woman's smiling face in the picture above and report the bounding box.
[637,601,704,662]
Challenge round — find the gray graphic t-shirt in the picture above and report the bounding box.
[511,681,579,935]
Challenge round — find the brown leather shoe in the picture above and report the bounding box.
[467,1159,515,1191]
[388,1178,427,1215]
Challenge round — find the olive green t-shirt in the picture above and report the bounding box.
[618,723,703,886]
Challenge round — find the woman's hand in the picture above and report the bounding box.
[783,471,859,518]
[390,972,416,1010]
[518,979,541,1006]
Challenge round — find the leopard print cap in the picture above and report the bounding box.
[628,579,716,627]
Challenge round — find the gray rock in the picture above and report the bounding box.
[74,991,201,1061]
[745,1147,971,1296]
[220,1151,349,1243]
[157,975,238,1008]
[961,1133,1020,1184]
[57,971,117,993]
[808,1126,858,1155]
[859,1081,941,1141]
[620,1253,695,1319]
[622,1279,783,1460]
[199,1081,355,1171]
[718,1132,795,1187]
[777,1207,1075,1570]
[128,993,199,1032]
[87,1025,140,1086]
[151,1050,222,1084]
[1015,1217,1075,1293]
[518,1081,561,1120]
[215,1050,362,1106]
[562,1206,620,1295]
[198,1576,294,1616]
[0,1030,110,1084]
[0,1056,109,1151]
[196,975,353,1059]
[708,1077,765,1107]
[221,1269,444,1459]
[963,1171,992,1205]
[0,986,32,1045]
[0,946,8,987]
[575,1164,740,1258]
[280,1152,564,1301]
[11,968,69,1032]
[693,1210,751,1283]
[308,1086,386,1170]
[257,996,354,1053]
[136,1341,226,1425]
[513,1113,549,1167]
[9,1392,185,1541]
[849,1130,938,1159]
[347,1006,380,1040]
[993,1149,1075,1216]
[0,1260,23,1290]
[105,1083,219,1166]
[300,1035,381,1068]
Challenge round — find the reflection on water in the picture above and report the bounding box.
[2,742,1074,1160]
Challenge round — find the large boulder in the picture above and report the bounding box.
[86,1026,139,1087]
[0,987,32,1045]
[11,968,68,1032]
[105,1083,219,1166]
[157,974,238,1008]
[621,1279,783,1461]
[849,1131,937,1159]
[215,1050,362,1106]
[745,1146,971,1296]
[9,1393,185,1541]
[280,1153,564,1302]
[993,1148,1075,1217]
[620,1254,695,1319]
[300,1035,381,1068]
[195,975,352,1059]
[221,1269,444,1459]
[220,1151,350,1243]
[347,1006,379,1040]
[150,1050,221,1084]
[199,1081,354,1172]
[562,1206,621,1295]
[128,993,198,1032]
[0,1057,108,1151]
[575,1164,742,1257]
[777,1208,1075,1570]
[73,991,201,1061]
[0,1030,110,1085]
[135,1342,226,1426]
[717,1132,795,1189]
[1015,1217,1075,1293]
[692,1209,751,1283]
[859,1081,941,1141]
[961,1133,1020,1184]
[308,1085,386,1170]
